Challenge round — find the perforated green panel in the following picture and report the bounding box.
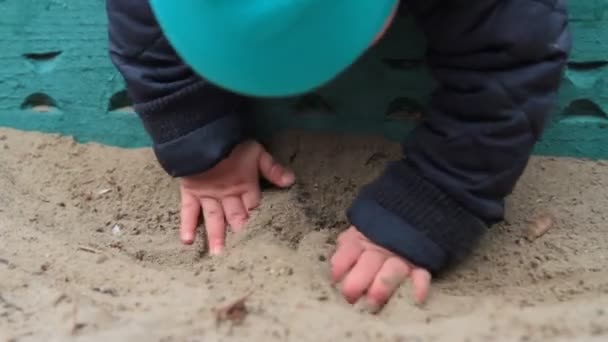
[0,0,607,159]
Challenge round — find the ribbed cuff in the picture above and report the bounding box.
[347,198,447,273]
[130,80,247,177]
[347,160,487,273]
[153,113,244,177]
[135,81,245,145]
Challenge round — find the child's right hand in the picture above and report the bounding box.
[179,140,295,255]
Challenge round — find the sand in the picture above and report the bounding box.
[0,127,607,342]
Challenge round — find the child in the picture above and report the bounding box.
[106,0,571,311]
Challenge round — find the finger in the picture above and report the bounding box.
[366,258,411,312]
[330,242,364,284]
[258,151,295,188]
[410,268,432,305]
[242,190,261,211]
[340,251,386,304]
[337,226,361,245]
[221,196,248,232]
[201,198,226,256]
[180,191,201,244]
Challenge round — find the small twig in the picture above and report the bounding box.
[96,188,112,196]
[77,245,103,254]
[81,179,96,186]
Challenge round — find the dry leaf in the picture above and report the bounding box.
[213,291,252,326]
[526,212,555,241]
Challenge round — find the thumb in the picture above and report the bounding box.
[258,150,295,188]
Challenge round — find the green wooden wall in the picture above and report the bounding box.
[0,0,607,159]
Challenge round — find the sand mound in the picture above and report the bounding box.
[0,128,606,341]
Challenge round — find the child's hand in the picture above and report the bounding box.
[330,226,432,312]
[179,140,295,254]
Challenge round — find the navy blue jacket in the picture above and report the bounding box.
[106,0,571,274]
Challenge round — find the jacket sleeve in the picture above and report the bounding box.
[347,0,571,274]
[106,0,247,177]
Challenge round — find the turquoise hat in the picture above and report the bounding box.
[149,0,398,97]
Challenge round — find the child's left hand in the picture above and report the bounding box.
[330,226,432,312]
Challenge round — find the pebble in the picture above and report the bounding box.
[111,224,122,236]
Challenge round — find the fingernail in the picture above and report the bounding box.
[181,233,194,245]
[281,172,295,185]
[210,246,223,256]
